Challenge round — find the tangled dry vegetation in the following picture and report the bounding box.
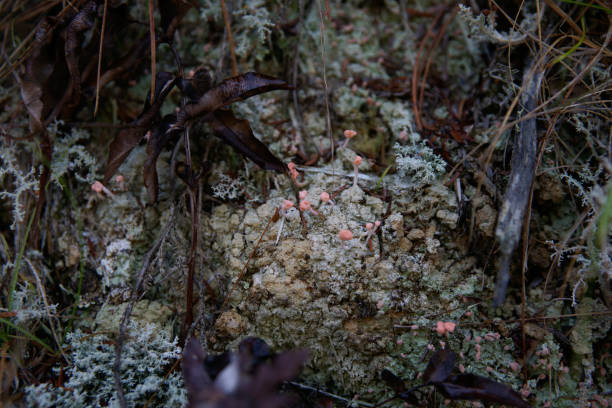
[0,0,611,407]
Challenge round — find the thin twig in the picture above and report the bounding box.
[220,0,238,76]
[417,6,456,122]
[493,61,543,306]
[180,183,199,345]
[291,0,308,159]
[316,0,334,171]
[287,381,375,407]
[519,177,535,375]
[94,0,108,117]
[219,208,279,313]
[25,258,68,363]
[113,208,176,408]
[148,0,156,103]
[411,6,445,130]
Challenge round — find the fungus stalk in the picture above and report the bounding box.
[92,181,115,199]
[352,156,362,187]
[338,229,353,249]
[275,200,294,245]
[299,200,320,217]
[340,129,357,149]
[288,162,306,187]
[319,191,335,207]
[365,220,381,251]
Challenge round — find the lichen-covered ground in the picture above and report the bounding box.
[1,1,611,407]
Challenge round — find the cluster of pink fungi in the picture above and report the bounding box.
[435,321,456,336]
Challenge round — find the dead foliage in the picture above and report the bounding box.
[380,349,530,407]
[182,337,309,408]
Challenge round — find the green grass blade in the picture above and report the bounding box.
[552,16,586,65]
[7,210,36,311]
[0,317,56,354]
[596,181,612,249]
[559,0,612,14]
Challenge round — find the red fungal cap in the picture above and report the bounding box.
[338,229,353,241]
[299,200,311,211]
[299,190,308,200]
[282,200,294,210]
[353,155,363,166]
[320,191,330,202]
[366,222,374,230]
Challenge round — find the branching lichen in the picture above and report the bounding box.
[25,323,186,408]
[0,142,39,229]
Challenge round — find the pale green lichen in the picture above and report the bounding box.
[25,323,186,408]
[7,1,609,406]
[197,147,471,396]
[48,120,99,186]
[393,142,446,188]
[457,4,535,45]
[0,141,39,229]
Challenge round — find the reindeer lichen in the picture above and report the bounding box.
[25,323,186,408]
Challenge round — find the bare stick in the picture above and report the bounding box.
[180,184,199,345]
[148,0,156,103]
[316,0,334,170]
[113,208,175,408]
[93,0,108,117]
[287,381,375,407]
[493,62,543,306]
[219,208,279,313]
[220,0,238,76]
[25,258,68,363]
[291,0,308,159]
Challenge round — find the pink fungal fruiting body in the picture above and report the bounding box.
[91,181,115,199]
[338,229,353,249]
[352,155,362,187]
[364,220,381,251]
[320,191,334,207]
[435,321,456,336]
[275,200,295,245]
[115,174,126,191]
[299,199,319,216]
[288,162,306,187]
[341,129,357,149]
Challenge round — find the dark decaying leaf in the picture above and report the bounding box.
[380,369,420,405]
[238,337,273,374]
[182,337,309,408]
[422,349,456,384]
[19,18,64,130]
[104,72,176,183]
[158,0,194,39]
[203,352,232,381]
[175,72,292,129]
[436,374,531,408]
[211,109,286,172]
[63,1,96,109]
[174,161,191,187]
[381,369,406,394]
[241,348,310,407]
[183,339,213,392]
[178,69,213,103]
[144,114,181,202]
